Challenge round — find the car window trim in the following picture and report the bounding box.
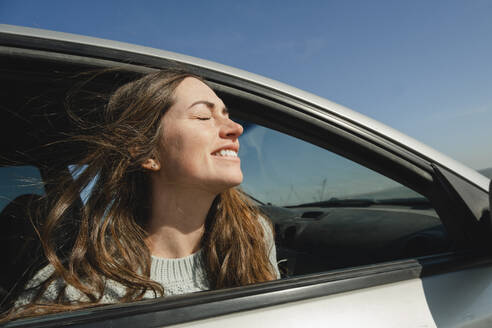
[6,253,491,328]
[213,83,488,245]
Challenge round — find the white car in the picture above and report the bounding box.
[0,24,491,328]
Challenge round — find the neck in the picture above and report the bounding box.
[145,180,217,259]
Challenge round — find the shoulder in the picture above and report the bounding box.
[24,263,55,289]
[15,264,61,307]
[15,264,126,307]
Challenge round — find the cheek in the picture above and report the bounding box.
[161,129,210,173]
[180,134,212,169]
[159,127,183,168]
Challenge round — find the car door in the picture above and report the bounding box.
[1,24,492,328]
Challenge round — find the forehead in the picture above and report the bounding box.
[173,77,223,106]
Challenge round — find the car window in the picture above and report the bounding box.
[0,165,44,212]
[68,164,97,205]
[238,122,451,276]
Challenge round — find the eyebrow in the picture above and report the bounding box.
[188,100,228,114]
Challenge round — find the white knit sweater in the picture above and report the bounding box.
[16,218,279,305]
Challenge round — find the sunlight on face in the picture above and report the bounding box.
[156,77,244,194]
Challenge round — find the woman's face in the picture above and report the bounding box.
[156,77,244,194]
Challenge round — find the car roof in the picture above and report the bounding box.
[0,24,489,192]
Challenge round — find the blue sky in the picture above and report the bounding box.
[1,0,492,170]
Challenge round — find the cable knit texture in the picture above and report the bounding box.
[16,217,279,306]
[149,249,209,296]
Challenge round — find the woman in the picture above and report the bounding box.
[6,69,279,320]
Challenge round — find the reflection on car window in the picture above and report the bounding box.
[0,166,44,212]
[239,124,423,206]
[238,123,451,276]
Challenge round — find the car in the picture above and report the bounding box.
[0,24,491,327]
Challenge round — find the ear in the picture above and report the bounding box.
[141,158,160,171]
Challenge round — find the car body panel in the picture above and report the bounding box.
[168,265,492,328]
[0,24,489,192]
[167,278,437,328]
[422,265,492,327]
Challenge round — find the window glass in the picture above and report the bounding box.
[238,123,450,276]
[0,166,44,212]
[239,123,423,206]
[68,164,97,205]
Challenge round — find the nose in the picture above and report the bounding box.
[220,118,243,139]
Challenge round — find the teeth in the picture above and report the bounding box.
[215,149,238,157]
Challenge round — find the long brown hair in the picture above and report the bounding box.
[3,69,277,320]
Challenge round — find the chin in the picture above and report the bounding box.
[211,174,243,193]
[228,172,244,187]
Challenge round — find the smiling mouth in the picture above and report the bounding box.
[212,149,238,158]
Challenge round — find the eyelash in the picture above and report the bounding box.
[197,117,211,121]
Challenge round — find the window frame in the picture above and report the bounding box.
[213,83,481,249]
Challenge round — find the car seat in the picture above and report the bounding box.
[0,193,47,312]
